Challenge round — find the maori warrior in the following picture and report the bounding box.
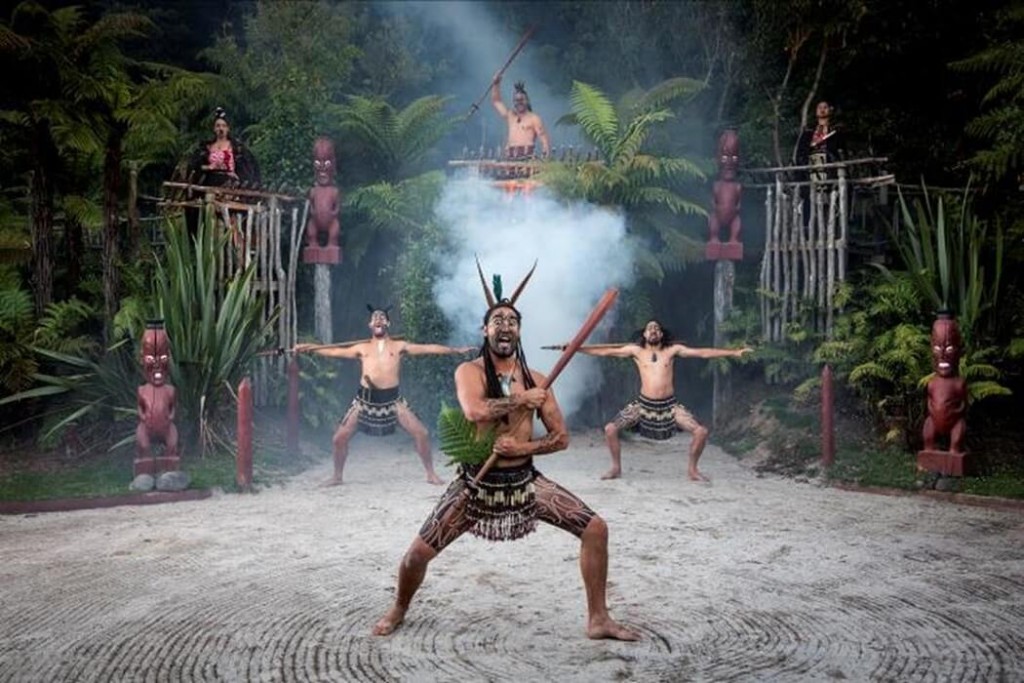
[572,321,752,481]
[294,306,473,486]
[371,263,637,640]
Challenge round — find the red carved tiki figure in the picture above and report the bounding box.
[303,136,342,264]
[923,313,967,453]
[135,321,179,475]
[918,312,968,476]
[706,129,743,260]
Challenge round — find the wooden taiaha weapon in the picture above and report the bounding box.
[466,24,537,120]
[470,288,619,485]
[257,336,406,357]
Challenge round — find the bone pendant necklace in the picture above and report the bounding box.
[651,352,658,362]
[377,340,386,355]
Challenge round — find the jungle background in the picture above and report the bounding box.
[2,0,1023,500]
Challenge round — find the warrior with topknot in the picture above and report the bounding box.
[372,263,638,642]
[491,73,551,159]
[294,306,473,486]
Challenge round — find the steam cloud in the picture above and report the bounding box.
[434,176,634,419]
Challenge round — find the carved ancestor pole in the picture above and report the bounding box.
[287,355,300,454]
[472,288,619,485]
[237,377,253,491]
[821,364,835,468]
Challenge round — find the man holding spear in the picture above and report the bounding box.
[371,271,637,641]
[561,320,752,482]
[294,306,473,486]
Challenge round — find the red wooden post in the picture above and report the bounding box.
[821,364,835,468]
[237,377,253,490]
[287,355,300,454]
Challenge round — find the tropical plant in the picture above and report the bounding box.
[539,79,707,283]
[155,214,278,455]
[873,185,1003,347]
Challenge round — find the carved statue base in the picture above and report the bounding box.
[705,241,743,261]
[303,245,341,264]
[133,455,182,477]
[916,449,966,477]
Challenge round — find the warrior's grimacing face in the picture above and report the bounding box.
[368,311,390,337]
[485,306,521,358]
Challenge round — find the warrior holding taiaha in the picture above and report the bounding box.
[372,265,637,641]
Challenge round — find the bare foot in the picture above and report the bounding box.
[600,468,622,480]
[587,616,639,641]
[321,476,343,488]
[688,469,710,483]
[426,472,444,485]
[371,606,406,636]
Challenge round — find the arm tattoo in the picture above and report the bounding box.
[482,397,517,420]
[526,431,565,456]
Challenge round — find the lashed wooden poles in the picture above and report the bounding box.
[470,288,619,485]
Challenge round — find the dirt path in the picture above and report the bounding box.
[1,433,1022,682]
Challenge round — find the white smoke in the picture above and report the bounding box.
[434,176,634,418]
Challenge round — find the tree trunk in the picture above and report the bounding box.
[102,129,124,343]
[29,161,54,316]
[65,213,83,295]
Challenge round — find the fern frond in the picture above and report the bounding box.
[437,402,495,466]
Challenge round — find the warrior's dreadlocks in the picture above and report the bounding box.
[481,303,536,401]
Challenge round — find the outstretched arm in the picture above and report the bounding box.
[491,73,509,117]
[672,344,753,360]
[403,342,475,356]
[575,343,640,359]
[294,342,363,359]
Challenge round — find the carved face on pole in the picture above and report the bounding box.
[313,137,336,186]
[718,129,739,181]
[368,310,390,338]
[931,314,963,378]
[141,323,171,387]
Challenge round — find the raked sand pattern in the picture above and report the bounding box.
[1,433,1022,682]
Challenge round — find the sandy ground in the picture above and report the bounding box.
[1,431,1022,682]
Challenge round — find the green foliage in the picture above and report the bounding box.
[828,444,920,490]
[0,341,138,451]
[540,79,707,284]
[155,214,278,455]
[874,185,1002,346]
[395,220,458,429]
[952,5,1024,182]
[294,351,344,431]
[437,402,494,467]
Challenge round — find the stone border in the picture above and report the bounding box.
[0,488,213,515]
[832,481,1024,513]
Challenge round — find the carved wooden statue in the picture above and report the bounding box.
[917,312,968,476]
[303,136,342,264]
[135,320,180,477]
[706,129,743,261]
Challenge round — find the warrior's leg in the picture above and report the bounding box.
[603,402,640,480]
[327,402,360,486]
[372,537,436,636]
[579,516,638,640]
[534,476,638,641]
[373,479,474,635]
[396,401,443,484]
[674,405,709,481]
